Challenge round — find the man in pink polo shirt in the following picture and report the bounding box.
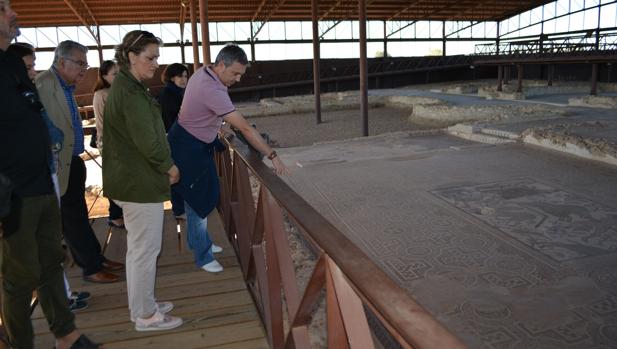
[170,43,288,273]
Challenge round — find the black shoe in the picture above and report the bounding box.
[69,299,88,313]
[107,218,125,229]
[71,291,91,302]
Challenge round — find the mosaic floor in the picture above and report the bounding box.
[280,132,617,348]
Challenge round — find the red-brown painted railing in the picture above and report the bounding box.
[216,139,467,349]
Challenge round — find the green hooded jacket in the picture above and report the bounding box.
[102,68,173,203]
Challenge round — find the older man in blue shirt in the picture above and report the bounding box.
[36,40,123,284]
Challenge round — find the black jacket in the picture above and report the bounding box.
[0,49,54,233]
[157,82,184,132]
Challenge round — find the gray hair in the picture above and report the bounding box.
[53,40,88,65]
[214,43,248,67]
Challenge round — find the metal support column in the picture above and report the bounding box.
[496,21,500,56]
[199,0,210,65]
[359,0,368,136]
[442,21,446,56]
[383,20,387,58]
[190,0,200,71]
[249,22,256,62]
[591,63,598,95]
[179,4,187,64]
[548,65,553,86]
[311,0,321,124]
[497,65,503,92]
[96,26,103,66]
[517,64,523,93]
[596,5,602,51]
[180,41,186,64]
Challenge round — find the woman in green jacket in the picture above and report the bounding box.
[102,30,182,332]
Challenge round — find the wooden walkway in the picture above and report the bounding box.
[32,211,269,349]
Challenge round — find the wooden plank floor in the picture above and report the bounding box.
[32,210,269,349]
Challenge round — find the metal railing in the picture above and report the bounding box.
[215,138,467,349]
[475,31,617,56]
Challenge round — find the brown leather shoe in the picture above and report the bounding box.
[83,271,120,283]
[102,259,124,272]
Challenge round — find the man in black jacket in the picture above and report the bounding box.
[0,1,101,348]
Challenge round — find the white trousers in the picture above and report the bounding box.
[115,200,164,320]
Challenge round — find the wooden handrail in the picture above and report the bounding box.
[217,138,467,349]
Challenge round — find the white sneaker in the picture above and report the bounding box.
[212,244,223,254]
[135,311,183,332]
[201,260,223,273]
[131,302,174,322]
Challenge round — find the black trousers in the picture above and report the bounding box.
[60,156,105,276]
[108,198,123,220]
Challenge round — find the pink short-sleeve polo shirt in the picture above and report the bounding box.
[178,66,235,143]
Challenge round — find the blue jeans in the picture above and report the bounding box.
[185,202,214,267]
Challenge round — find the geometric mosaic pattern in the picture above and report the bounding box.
[432,178,617,262]
[282,137,617,348]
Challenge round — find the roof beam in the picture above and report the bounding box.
[386,21,417,38]
[387,1,422,21]
[252,0,268,22]
[319,0,343,21]
[319,20,341,40]
[252,0,287,39]
[62,0,100,47]
[179,0,188,42]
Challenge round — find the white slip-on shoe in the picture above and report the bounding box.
[131,302,174,322]
[212,244,223,254]
[157,301,173,314]
[135,311,183,332]
[201,260,223,273]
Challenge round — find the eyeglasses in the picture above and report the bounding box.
[65,57,89,70]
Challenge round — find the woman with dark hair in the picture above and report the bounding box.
[6,42,37,80]
[103,30,182,331]
[92,60,118,150]
[92,60,123,229]
[158,63,188,219]
[158,63,188,132]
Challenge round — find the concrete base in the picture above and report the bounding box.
[238,91,444,118]
[569,95,617,109]
[522,125,617,167]
[411,103,568,125]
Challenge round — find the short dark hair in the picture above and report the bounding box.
[93,60,117,92]
[7,42,35,59]
[214,43,248,67]
[161,63,188,84]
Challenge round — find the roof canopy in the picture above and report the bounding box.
[14,0,553,28]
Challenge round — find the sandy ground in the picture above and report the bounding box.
[246,106,439,148]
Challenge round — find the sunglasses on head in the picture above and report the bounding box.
[128,31,156,48]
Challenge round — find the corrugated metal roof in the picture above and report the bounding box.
[13,0,553,27]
